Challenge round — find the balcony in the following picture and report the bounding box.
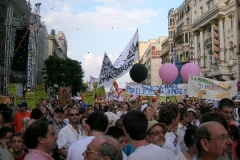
[180,56,189,64]
[204,37,212,48]
[174,33,183,43]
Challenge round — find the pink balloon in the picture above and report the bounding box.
[159,63,178,83]
[180,63,200,82]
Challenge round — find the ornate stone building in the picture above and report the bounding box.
[162,0,239,82]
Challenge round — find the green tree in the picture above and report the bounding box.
[42,55,87,95]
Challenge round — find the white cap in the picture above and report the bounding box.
[140,104,148,111]
[208,100,213,104]
[187,108,196,114]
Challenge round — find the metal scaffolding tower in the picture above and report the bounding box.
[27,3,41,92]
[3,6,14,96]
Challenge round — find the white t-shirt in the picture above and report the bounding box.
[57,124,82,151]
[163,131,182,155]
[67,136,127,160]
[127,143,176,160]
[67,136,95,160]
[177,152,198,160]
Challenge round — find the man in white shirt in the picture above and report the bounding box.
[122,110,176,160]
[159,103,181,155]
[67,111,109,160]
[57,108,82,159]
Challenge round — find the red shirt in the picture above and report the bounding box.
[14,111,31,132]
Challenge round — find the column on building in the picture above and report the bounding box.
[199,27,204,68]
[193,31,199,65]
[209,19,217,65]
[218,14,225,63]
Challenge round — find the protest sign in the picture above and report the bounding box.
[187,75,238,100]
[125,83,187,96]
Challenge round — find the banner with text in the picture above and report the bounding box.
[187,75,238,100]
[98,30,139,87]
[125,83,187,96]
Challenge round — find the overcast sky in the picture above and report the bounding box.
[29,0,183,88]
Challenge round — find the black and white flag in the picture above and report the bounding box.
[98,29,139,87]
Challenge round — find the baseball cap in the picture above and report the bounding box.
[54,107,64,113]
[187,108,196,114]
[208,100,213,104]
[17,102,28,108]
[147,121,167,134]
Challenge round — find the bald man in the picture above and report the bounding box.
[82,135,122,160]
[195,121,233,160]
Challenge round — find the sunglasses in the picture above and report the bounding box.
[70,113,79,116]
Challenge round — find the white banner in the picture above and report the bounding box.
[125,83,187,96]
[89,75,99,90]
[90,75,99,84]
[98,30,139,87]
[187,75,238,100]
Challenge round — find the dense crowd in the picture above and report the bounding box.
[0,90,239,160]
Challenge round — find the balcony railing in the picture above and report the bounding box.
[204,37,212,46]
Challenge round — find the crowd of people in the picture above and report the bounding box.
[0,90,239,160]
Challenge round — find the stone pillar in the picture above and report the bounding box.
[193,31,199,65]
[209,19,217,65]
[199,27,204,68]
[218,14,225,63]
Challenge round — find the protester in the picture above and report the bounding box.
[218,98,235,123]
[122,110,176,160]
[79,116,89,137]
[158,103,181,155]
[86,105,94,117]
[106,126,127,150]
[0,126,14,151]
[0,147,14,160]
[67,111,108,160]
[10,132,27,160]
[1,106,14,129]
[117,102,130,118]
[176,108,190,152]
[93,103,103,112]
[187,108,199,127]
[177,126,198,160]
[146,120,167,147]
[14,102,31,133]
[23,108,43,131]
[195,121,233,160]
[184,97,192,109]
[140,90,159,121]
[104,111,119,127]
[57,108,82,159]
[49,107,66,160]
[24,120,58,160]
[82,135,123,160]
[49,107,66,135]
[40,106,50,119]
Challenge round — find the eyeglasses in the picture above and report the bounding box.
[209,134,233,143]
[85,148,99,156]
[70,113,79,116]
[148,130,166,136]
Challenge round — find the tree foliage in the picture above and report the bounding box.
[42,56,87,95]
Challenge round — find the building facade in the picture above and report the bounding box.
[191,0,238,81]
[139,37,167,85]
[48,29,67,58]
[163,0,239,83]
